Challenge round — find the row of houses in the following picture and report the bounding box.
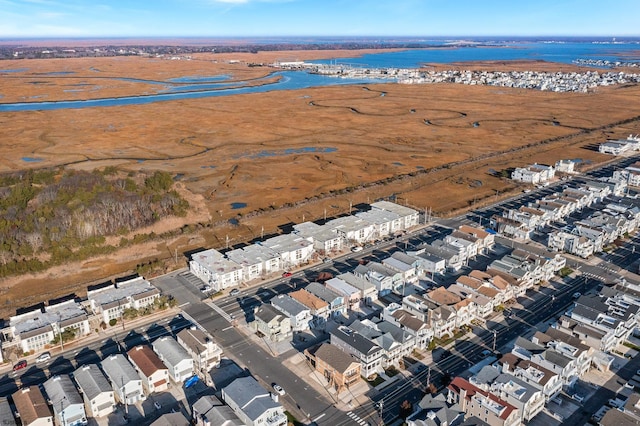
[547,195,640,257]
[189,201,420,291]
[9,331,221,426]
[409,323,596,426]
[492,175,627,241]
[253,241,566,383]
[4,276,162,354]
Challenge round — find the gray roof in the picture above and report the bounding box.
[271,294,309,317]
[177,327,215,356]
[514,337,545,354]
[43,375,83,411]
[223,376,282,421]
[306,282,342,303]
[338,272,376,292]
[494,373,539,403]
[101,353,140,386]
[150,412,190,426]
[152,336,192,368]
[0,397,16,426]
[473,365,501,386]
[193,395,244,426]
[330,326,383,356]
[11,300,86,335]
[543,349,571,368]
[89,276,159,310]
[254,304,285,323]
[73,364,112,401]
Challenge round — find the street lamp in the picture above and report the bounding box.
[492,330,498,352]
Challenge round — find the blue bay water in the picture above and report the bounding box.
[1,42,638,112]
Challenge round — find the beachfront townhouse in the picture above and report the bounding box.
[88,276,160,324]
[293,221,344,254]
[12,386,52,426]
[225,243,281,282]
[330,325,384,378]
[189,248,243,291]
[8,299,90,353]
[73,364,115,418]
[511,163,555,184]
[355,208,400,239]
[222,376,287,426]
[43,375,87,426]
[259,233,315,270]
[370,200,419,231]
[127,345,170,394]
[101,354,145,405]
[326,216,376,245]
[152,336,194,383]
[176,327,223,373]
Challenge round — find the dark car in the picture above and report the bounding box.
[13,360,27,371]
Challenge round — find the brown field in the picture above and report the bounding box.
[1,51,639,317]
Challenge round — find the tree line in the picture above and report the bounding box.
[0,168,189,277]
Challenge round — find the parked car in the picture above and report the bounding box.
[35,352,51,363]
[230,288,240,296]
[282,272,292,278]
[351,246,363,252]
[201,285,212,293]
[154,401,162,410]
[272,384,285,396]
[13,360,27,371]
[572,292,582,299]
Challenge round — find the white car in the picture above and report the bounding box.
[272,384,285,396]
[35,352,51,363]
[351,246,363,252]
[230,288,240,296]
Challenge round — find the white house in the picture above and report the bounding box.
[293,221,344,254]
[100,354,145,405]
[43,375,87,426]
[370,200,419,231]
[9,300,90,353]
[259,234,315,270]
[152,336,194,383]
[512,163,555,184]
[326,216,376,245]
[221,376,287,426]
[88,276,160,324]
[226,244,281,282]
[270,294,312,332]
[189,249,243,291]
[73,364,115,418]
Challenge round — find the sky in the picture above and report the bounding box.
[1,0,639,39]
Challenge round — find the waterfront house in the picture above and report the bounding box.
[88,276,160,324]
[259,234,315,270]
[226,244,281,282]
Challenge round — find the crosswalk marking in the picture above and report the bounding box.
[346,411,368,425]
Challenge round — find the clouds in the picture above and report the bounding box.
[0,0,638,38]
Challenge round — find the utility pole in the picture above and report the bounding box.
[378,399,384,424]
[426,366,431,393]
[492,330,497,352]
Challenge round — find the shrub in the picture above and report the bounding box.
[109,318,117,327]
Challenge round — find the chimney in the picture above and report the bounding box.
[459,387,468,411]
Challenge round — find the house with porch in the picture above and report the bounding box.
[252,304,293,342]
[226,244,281,282]
[306,343,361,394]
[189,248,243,291]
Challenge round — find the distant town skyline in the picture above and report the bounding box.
[1,0,639,39]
